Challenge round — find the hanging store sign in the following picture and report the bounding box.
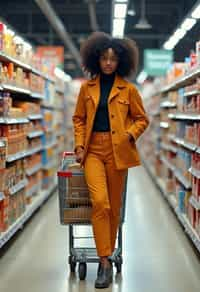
[144,49,173,76]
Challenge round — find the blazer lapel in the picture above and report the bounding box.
[108,74,127,103]
[87,75,100,109]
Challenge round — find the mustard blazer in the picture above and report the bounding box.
[72,74,149,170]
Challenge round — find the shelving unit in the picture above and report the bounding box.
[0,38,69,246]
[0,181,57,248]
[140,64,200,254]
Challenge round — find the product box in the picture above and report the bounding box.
[188,204,196,228]
[63,206,92,224]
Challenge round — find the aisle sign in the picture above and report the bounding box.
[144,49,173,76]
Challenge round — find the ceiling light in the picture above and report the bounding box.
[114,3,127,18]
[181,18,196,31]
[128,9,136,16]
[114,0,128,3]
[191,4,200,19]
[135,18,152,29]
[112,18,125,38]
[163,36,179,50]
[174,28,187,40]
[135,0,152,30]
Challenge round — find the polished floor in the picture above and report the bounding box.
[0,166,200,292]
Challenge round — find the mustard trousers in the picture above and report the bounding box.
[84,132,127,257]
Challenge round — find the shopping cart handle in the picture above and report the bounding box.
[62,151,75,158]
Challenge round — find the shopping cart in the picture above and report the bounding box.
[57,151,128,280]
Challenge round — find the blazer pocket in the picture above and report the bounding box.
[118,98,130,105]
[117,98,130,115]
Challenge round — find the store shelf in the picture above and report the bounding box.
[142,155,200,254]
[42,102,55,109]
[160,142,178,153]
[26,163,42,176]
[0,52,55,83]
[9,179,28,195]
[168,113,200,121]
[175,211,200,253]
[0,182,57,248]
[0,117,29,124]
[183,90,200,98]
[161,66,200,93]
[2,84,30,95]
[28,114,43,120]
[160,122,169,128]
[189,167,200,179]
[196,147,200,154]
[160,101,176,108]
[30,92,44,99]
[168,134,198,152]
[0,51,31,71]
[160,155,191,189]
[27,130,44,139]
[6,150,29,162]
[27,145,43,156]
[189,196,200,210]
[42,160,57,170]
[44,126,54,133]
[7,146,43,162]
[55,87,64,94]
[26,184,42,198]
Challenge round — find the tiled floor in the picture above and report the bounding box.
[0,166,200,291]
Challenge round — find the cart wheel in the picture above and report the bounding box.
[79,262,87,280]
[115,262,122,273]
[115,256,122,273]
[69,256,76,273]
[70,261,76,273]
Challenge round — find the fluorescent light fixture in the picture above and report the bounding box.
[114,3,127,18]
[173,28,187,40]
[163,35,179,50]
[114,0,128,3]
[136,70,147,84]
[191,4,200,19]
[181,18,196,31]
[112,18,125,37]
[128,9,136,16]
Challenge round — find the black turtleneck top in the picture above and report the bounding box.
[93,73,115,132]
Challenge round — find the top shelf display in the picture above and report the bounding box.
[161,66,200,93]
[0,51,55,83]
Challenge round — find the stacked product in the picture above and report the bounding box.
[0,20,70,244]
[140,39,200,252]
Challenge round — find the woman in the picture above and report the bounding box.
[73,32,149,289]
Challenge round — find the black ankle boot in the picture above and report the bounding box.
[95,263,113,289]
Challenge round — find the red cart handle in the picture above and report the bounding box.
[62,151,75,158]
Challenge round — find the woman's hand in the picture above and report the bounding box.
[126,132,134,142]
[75,147,85,164]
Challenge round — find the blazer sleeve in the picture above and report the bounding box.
[127,85,149,141]
[72,84,87,151]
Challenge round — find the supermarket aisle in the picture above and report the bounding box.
[0,166,200,292]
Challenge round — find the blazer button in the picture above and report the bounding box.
[112,130,115,134]
[111,114,114,118]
